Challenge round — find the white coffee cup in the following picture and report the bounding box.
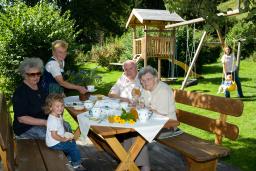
[137,108,150,122]
[87,85,95,92]
[84,101,94,110]
[90,107,101,118]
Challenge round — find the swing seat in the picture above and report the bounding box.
[161,77,178,82]
[184,79,198,87]
[227,82,237,91]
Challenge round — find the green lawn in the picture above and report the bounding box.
[63,59,256,171]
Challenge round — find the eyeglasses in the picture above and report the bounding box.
[26,72,41,77]
[141,76,155,83]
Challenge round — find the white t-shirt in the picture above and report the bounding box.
[46,114,65,147]
[109,74,141,100]
[141,81,177,120]
[221,54,237,73]
[45,57,65,77]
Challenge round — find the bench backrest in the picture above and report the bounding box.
[0,93,15,171]
[173,89,244,144]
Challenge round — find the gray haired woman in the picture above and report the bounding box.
[12,57,49,139]
[12,58,71,140]
[138,66,179,125]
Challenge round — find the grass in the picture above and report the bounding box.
[63,58,256,171]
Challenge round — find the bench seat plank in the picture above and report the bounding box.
[157,133,230,162]
[16,139,46,171]
[37,140,71,171]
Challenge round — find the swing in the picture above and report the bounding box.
[184,24,198,87]
[162,30,178,84]
[227,81,237,91]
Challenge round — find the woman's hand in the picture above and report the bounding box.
[77,86,87,94]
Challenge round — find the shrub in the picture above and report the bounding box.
[90,40,124,70]
[226,21,256,58]
[0,2,80,97]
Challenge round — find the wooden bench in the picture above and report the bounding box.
[0,93,71,171]
[156,89,244,171]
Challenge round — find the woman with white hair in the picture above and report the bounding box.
[138,66,178,122]
[12,57,48,139]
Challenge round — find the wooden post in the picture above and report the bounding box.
[158,58,161,79]
[170,29,176,78]
[215,114,227,145]
[181,31,207,90]
[132,27,136,57]
[236,41,241,76]
[144,25,148,67]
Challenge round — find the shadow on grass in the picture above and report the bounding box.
[222,137,256,171]
[190,89,211,93]
[202,65,223,74]
[233,95,256,102]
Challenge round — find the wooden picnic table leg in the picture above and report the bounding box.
[0,148,8,171]
[119,136,146,171]
[105,136,141,171]
[73,127,81,140]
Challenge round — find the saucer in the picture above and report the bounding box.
[88,89,97,93]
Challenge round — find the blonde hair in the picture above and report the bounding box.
[52,40,68,51]
[43,93,64,114]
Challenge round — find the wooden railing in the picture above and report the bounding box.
[134,36,172,59]
[134,38,143,55]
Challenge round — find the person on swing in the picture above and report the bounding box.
[221,45,244,98]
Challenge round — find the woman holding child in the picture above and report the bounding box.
[221,45,244,98]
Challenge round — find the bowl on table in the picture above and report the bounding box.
[84,100,94,110]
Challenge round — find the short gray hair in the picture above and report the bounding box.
[18,58,44,78]
[122,60,137,70]
[138,65,158,80]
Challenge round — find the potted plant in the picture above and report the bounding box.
[66,68,102,101]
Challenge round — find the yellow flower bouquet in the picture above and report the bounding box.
[108,108,138,124]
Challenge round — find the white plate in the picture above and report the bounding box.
[88,89,97,93]
[73,105,85,110]
[64,96,81,106]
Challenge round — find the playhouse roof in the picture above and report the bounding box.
[126,9,185,28]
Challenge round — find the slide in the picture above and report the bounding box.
[168,59,203,78]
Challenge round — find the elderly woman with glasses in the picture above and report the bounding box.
[12,58,48,139]
[138,66,179,124]
[41,40,87,95]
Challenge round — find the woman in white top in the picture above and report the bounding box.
[221,46,244,98]
[138,66,179,122]
[41,40,87,95]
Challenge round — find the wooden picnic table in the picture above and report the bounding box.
[66,102,179,171]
